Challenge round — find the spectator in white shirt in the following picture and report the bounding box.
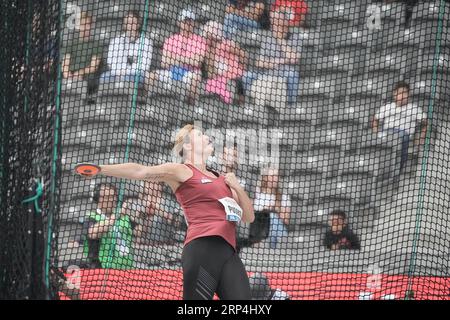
[101,10,153,84]
[253,167,291,248]
[371,81,428,170]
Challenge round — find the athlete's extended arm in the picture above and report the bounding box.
[75,162,185,183]
[100,163,187,182]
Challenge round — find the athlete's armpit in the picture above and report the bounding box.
[141,163,184,182]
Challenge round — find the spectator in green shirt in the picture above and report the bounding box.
[62,11,104,94]
[83,183,137,269]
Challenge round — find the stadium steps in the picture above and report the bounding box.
[289,148,341,178]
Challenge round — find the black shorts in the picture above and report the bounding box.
[181,235,251,300]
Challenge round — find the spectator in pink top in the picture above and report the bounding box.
[147,8,208,105]
[202,21,247,104]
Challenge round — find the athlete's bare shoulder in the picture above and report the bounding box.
[164,163,193,193]
[167,163,193,182]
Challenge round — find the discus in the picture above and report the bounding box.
[74,163,101,177]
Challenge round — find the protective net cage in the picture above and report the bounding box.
[0,0,60,299]
[1,0,450,300]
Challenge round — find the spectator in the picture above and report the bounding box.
[272,0,309,27]
[371,81,428,171]
[324,210,360,250]
[62,11,103,94]
[242,6,301,105]
[249,272,290,300]
[101,10,152,84]
[137,181,182,244]
[253,167,291,249]
[224,0,267,39]
[148,8,207,105]
[203,20,247,104]
[82,183,135,269]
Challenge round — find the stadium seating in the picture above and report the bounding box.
[325,98,374,129]
[364,1,407,27]
[411,0,450,25]
[280,172,323,204]
[290,148,341,178]
[365,46,418,76]
[409,19,450,49]
[321,24,372,53]
[321,0,367,26]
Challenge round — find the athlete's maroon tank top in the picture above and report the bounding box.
[174,163,237,250]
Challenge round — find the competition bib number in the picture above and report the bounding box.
[218,197,243,222]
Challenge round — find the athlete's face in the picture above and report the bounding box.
[187,129,214,159]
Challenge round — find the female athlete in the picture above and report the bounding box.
[75,124,255,300]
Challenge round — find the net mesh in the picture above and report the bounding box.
[0,0,60,299]
[3,0,450,300]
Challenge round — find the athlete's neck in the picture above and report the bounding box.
[185,160,207,172]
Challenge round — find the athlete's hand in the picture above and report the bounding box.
[224,172,242,190]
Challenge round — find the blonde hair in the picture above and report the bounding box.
[172,124,200,160]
